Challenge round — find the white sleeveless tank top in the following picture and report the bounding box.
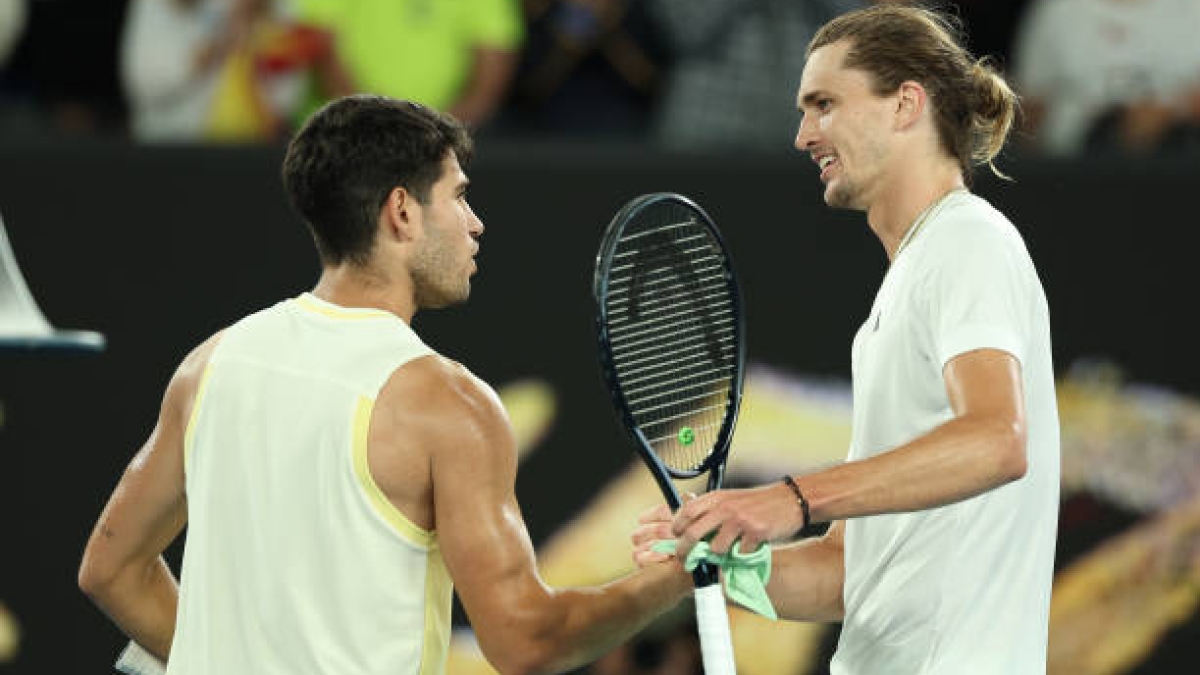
[167,293,450,675]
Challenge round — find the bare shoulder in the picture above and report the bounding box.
[176,330,224,381]
[163,330,225,420]
[378,355,513,452]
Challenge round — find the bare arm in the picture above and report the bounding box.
[387,358,690,675]
[448,47,518,127]
[673,348,1027,556]
[766,521,845,622]
[77,333,222,660]
[797,348,1026,521]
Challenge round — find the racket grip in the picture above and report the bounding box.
[693,584,736,674]
[115,640,167,675]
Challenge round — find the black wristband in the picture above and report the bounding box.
[782,475,811,530]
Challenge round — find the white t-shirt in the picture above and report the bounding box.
[1014,0,1200,155]
[831,192,1061,675]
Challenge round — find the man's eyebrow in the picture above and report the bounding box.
[798,90,826,110]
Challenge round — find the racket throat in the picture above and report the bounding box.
[692,561,720,587]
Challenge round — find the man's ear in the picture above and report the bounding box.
[382,186,420,243]
[895,80,927,130]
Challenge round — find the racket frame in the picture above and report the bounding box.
[593,192,747,587]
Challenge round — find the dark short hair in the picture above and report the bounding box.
[282,95,474,266]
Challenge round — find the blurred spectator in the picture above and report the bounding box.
[293,0,523,127]
[121,0,352,142]
[500,0,665,138]
[0,0,27,68]
[1014,0,1200,156]
[645,0,865,151]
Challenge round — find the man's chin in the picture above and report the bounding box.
[825,184,863,211]
[417,287,470,311]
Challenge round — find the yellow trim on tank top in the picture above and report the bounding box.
[420,546,453,675]
[183,364,215,474]
[352,395,436,548]
[294,293,393,320]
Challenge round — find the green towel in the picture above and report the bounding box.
[652,540,777,620]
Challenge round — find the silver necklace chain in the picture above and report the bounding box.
[893,188,966,262]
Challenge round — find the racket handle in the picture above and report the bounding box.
[693,584,736,674]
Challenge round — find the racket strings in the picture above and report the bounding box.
[606,289,732,328]
[610,334,736,373]
[604,207,738,474]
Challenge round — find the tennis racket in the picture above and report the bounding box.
[593,192,745,675]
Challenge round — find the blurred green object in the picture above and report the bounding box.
[653,539,776,620]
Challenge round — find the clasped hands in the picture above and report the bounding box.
[631,481,806,568]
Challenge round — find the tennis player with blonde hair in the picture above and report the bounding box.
[80,95,690,675]
[636,6,1060,673]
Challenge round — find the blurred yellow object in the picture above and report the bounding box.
[1057,363,1200,512]
[0,601,20,663]
[496,379,557,460]
[206,48,275,141]
[732,372,851,473]
[1049,494,1200,675]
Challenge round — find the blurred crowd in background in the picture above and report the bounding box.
[1,0,1199,155]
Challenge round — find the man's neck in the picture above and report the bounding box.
[865,160,965,262]
[311,265,417,323]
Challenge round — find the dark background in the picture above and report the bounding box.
[0,143,1197,671]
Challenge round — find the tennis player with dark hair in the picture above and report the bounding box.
[635,6,1060,673]
[79,94,690,675]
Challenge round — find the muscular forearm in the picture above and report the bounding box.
[488,562,691,675]
[547,563,691,672]
[804,413,1025,524]
[80,556,178,660]
[767,534,845,622]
